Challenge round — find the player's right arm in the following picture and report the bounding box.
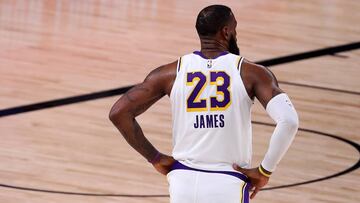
[109,61,177,175]
[233,60,299,199]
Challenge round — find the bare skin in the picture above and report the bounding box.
[109,12,283,199]
[109,63,177,175]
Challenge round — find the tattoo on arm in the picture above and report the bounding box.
[123,84,164,116]
[118,117,158,162]
[124,85,150,102]
[109,66,168,162]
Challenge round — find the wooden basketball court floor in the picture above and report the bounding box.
[0,0,359,202]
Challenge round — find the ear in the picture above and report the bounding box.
[221,26,231,41]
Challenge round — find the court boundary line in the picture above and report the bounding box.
[0,41,359,117]
[256,41,360,66]
[0,123,358,196]
[0,41,359,197]
[278,81,360,95]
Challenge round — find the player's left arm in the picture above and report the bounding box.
[233,60,299,199]
[109,62,177,175]
[252,63,299,175]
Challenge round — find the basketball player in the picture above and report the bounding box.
[109,5,299,203]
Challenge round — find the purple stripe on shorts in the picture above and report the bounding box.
[193,51,229,59]
[244,182,251,203]
[170,161,248,183]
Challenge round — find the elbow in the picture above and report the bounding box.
[277,112,299,133]
[109,105,126,123]
[108,108,118,123]
[284,113,299,132]
[109,98,135,124]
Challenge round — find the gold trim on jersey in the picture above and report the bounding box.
[236,56,244,71]
[177,57,182,72]
[240,181,246,203]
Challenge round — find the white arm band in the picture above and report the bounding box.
[261,93,299,172]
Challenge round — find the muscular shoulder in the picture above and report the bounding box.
[144,60,178,96]
[241,59,282,105]
[242,60,278,85]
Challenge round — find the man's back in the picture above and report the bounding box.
[109,4,298,202]
[171,51,253,171]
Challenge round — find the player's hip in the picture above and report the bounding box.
[167,161,250,203]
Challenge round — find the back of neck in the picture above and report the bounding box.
[199,38,228,59]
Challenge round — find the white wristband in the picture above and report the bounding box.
[261,93,299,172]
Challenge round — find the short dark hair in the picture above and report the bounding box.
[195,5,233,37]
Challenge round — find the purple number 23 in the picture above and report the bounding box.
[186,71,231,112]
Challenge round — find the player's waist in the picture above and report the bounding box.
[170,160,248,182]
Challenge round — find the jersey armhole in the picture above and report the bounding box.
[170,57,182,100]
[236,56,254,104]
[177,57,182,73]
[236,56,244,72]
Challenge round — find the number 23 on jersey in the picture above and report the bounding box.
[186,71,231,112]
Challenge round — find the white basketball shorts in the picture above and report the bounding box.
[167,161,250,203]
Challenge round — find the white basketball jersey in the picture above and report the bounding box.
[170,51,254,171]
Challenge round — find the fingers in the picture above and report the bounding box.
[232,164,249,175]
[233,164,263,199]
[250,186,260,199]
